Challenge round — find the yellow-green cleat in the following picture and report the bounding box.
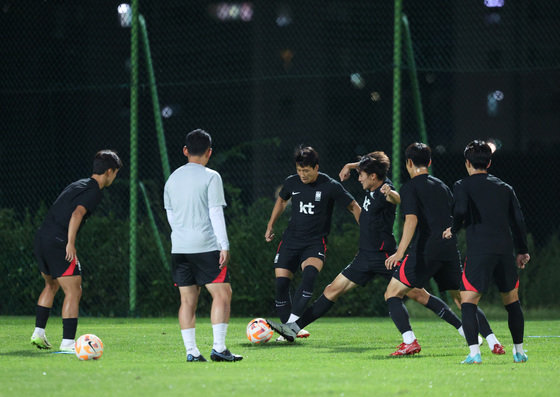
[31,334,52,350]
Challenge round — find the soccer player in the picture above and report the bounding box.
[384,143,501,356]
[265,146,361,339]
[443,140,530,364]
[31,150,122,352]
[266,152,484,344]
[164,129,241,363]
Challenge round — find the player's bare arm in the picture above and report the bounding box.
[346,200,361,224]
[265,196,289,242]
[66,205,87,262]
[339,161,359,181]
[381,183,400,205]
[385,214,418,269]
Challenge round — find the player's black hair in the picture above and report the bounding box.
[185,129,212,156]
[357,151,390,180]
[464,140,492,170]
[294,145,319,168]
[405,142,431,167]
[92,150,123,175]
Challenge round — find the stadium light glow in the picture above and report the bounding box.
[350,73,365,89]
[118,4,132,28]
[210,3,253,22]
[484,0,504,8]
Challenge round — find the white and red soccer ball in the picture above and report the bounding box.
[75,334,104,360]
[246,318,273,344]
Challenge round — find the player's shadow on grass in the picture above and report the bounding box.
[0,350,52,357]
[241,342,305,349]
[323,346,371,354]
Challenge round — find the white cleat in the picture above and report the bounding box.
[296,329,310,338]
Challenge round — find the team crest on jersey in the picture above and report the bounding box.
[315,191,322,201]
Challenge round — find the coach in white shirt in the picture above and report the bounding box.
[164,128,242,363]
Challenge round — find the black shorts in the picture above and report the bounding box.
[172,251,230,287]
[461,254,519,294]
[273,238,327,274]
[341,250,392,286]
[392,252,461,291]
[34,232,81,279]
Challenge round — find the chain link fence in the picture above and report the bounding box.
[1,0,559,316]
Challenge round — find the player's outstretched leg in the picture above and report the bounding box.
[266,319,297,342]
[290,266,319,321]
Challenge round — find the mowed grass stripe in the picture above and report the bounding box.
[1,316,559,396]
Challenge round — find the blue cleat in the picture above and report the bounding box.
[513,352,528,363]
[187,354,207,362]
[461,353,482,364]
[210,349,243,362]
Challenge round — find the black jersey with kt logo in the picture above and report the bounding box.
[359,178,397,253]
[279,172,354,241]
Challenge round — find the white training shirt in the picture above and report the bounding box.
[164,163,227,254]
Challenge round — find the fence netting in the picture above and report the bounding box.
[1,1,559,316]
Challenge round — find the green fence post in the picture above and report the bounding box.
[402,14,428,146]
[392,0,403,238]
[139,15,171,181]
[139,181,170,271]
[129,0,139,316]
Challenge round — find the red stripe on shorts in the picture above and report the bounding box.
[461,258,479,292]
[212,266,227,283]
[322,237,327,254]
[61,257,77,277]
[515,278,519,289]
[398,255,411,287]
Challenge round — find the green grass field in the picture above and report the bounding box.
[1,316,559,396]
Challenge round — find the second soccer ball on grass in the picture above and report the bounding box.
[246,318,273,344]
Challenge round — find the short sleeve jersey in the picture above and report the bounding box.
[279,172,354,241]
[400,174,457,259]
[359,178,397,253]
[40,178,102,236]
[451,173,528,255]
[164,163,227,254]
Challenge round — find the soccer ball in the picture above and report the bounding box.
[246,318,273,344]
[75,334,104,360]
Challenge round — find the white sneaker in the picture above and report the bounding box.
[31,334,52,350]
[275,335,287,342]
[296,329,310,338]
[59,343,76,353]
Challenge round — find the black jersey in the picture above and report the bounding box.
[359,178,397,253]
[279,172,355,241]
[40,178,102,235]
[451,173,528,255]
[400,174,457,259]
